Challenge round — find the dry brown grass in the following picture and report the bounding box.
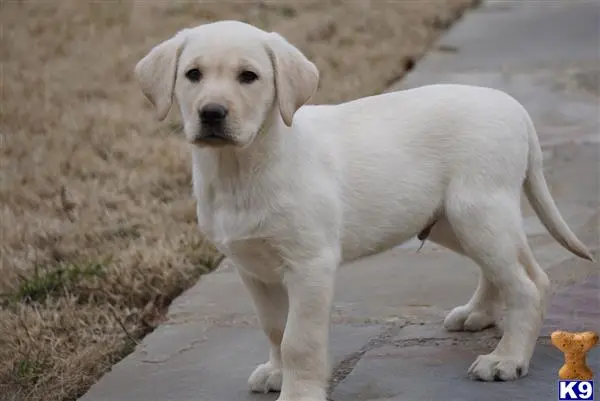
[0,1,476,400]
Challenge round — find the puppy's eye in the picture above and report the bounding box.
[238,70,259,84]
[185,68,202,82]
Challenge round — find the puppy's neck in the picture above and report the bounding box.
[191,108,288,187]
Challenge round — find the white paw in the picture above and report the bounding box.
[248,361,282,393]
[468,354,527,381]
[443,304,495,332]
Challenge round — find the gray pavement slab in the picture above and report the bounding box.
[79,1,599,400]
[79,324,383,401]
[543,272,600,336]
[389,0,600,148]
[334,246,479,324]
[332,341,600,401]
[396,0,600,71]
[331,272,599,401]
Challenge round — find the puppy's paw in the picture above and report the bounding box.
[249,361,282,393]
[276,383,327,401]
[444,304,495,332]
[468,354,528,381]
[276,396,326,401]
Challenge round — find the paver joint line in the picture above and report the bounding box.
[329,323,408,394]
[329,320,555,400]
[140,339,208,364]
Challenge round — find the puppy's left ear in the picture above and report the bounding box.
[265,32,319,127]
[135,30,188,121]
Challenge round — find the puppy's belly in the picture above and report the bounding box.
[339,188,442,262]
[340,214,434,262]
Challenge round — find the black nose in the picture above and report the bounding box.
[200,103,228,125]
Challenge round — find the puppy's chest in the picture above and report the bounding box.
[194,184,270,245]
[195,189,284,281]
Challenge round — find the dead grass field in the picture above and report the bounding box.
[0,1,476,400]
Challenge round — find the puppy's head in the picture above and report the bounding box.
[134,20,319,148]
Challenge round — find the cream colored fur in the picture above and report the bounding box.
[135,20,593,401]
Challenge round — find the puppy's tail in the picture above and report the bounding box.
[523,116,594,261]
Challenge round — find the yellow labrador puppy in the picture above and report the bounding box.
[135,20,593,401]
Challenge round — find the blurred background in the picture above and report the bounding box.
[0,1,477,400]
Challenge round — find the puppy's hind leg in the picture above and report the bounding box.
[428,218,500,332]
[445,190,543,381]
[519,242,551,318]
[239,271,288,394]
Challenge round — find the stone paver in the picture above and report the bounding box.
[389,0,600,146]
[79,1,599,400]
[332,272,600,400]
[80,324,383,401]
[333,341,600,401]
[543,272,600,336]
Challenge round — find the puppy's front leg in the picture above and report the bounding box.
[279,250,338,401]
[239,271,288,394]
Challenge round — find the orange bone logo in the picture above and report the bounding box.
[551,330,599,380]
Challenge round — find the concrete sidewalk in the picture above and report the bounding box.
[80,1,599,400]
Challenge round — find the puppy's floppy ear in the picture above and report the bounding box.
[134,31,188,121]
[265,32,319,127]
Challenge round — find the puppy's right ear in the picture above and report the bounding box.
[134,31,187,121]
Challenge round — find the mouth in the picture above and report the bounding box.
[191,133,235,147]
